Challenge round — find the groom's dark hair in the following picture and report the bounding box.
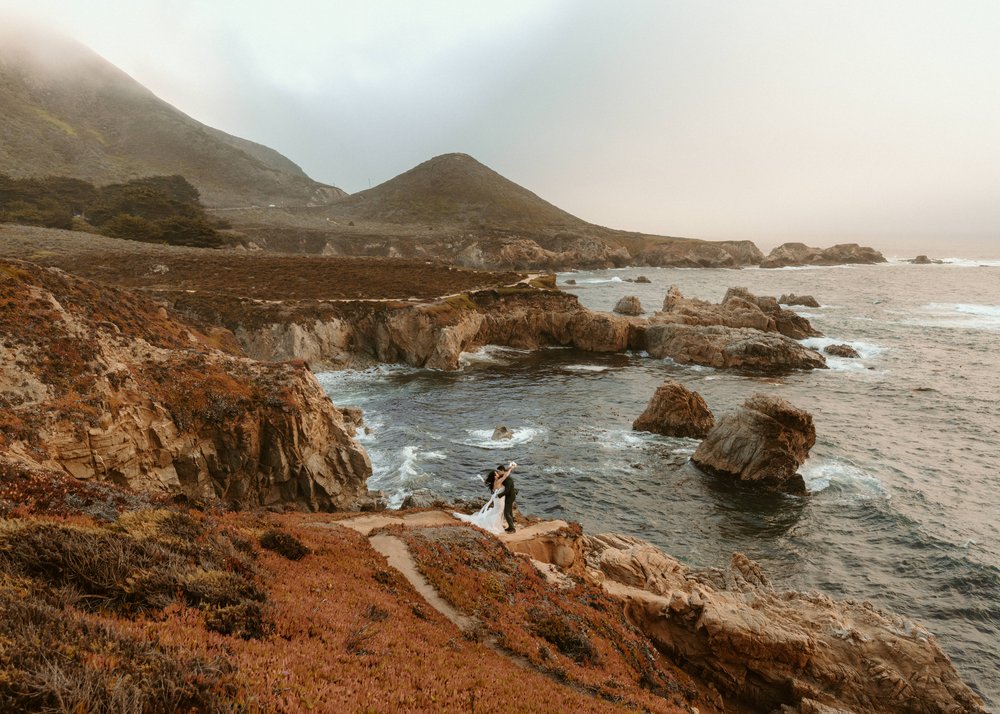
[496,464,508,471]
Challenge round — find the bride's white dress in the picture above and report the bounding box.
[454,490,506,534]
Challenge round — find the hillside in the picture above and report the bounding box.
[225,153,766,269]
[325,152,586,227]
[0,25,343,207]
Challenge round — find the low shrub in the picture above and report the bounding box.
[259,528,310,560]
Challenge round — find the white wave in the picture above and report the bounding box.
[460,426,543,449]
[802,459,884,496]
[563,364,610,373]
[366,445,454,507]
[912,303,1000,331]
[598,429,654,450]
[570,277,625,285]
[800,337,884,360]
[937,258,1000,268]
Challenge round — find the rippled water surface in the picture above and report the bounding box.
[318,259,1000,706]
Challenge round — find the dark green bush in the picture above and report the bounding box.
[259,528,310,560]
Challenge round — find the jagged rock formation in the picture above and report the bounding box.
[632,381,714,438]
[613,295,644,315]
[644,324,826,372]
[761,243,886,268]
[233,288,638,371]
[692,394,815,494]
[907,255,944,265]
[657,285,820,340]
[779,293,821,307]
[641,287,827,371]
[572,533,986,714]
[825,343,861,358]
[0,260,370,509]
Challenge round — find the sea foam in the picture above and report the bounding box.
[802,459,885,497]
[461,426,543,450]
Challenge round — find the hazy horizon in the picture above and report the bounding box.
[2,1,999,256]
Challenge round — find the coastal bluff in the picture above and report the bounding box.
[0,259,370,510]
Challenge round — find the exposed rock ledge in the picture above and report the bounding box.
[201,285,826,374]
[505,523,986,714]
[0,260,370,510]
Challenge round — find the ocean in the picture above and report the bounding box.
[317,257,1000,706]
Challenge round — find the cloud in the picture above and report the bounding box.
[2,0,999,252]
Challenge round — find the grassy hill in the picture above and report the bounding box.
[0,25,343,208]
[325,152,586,228]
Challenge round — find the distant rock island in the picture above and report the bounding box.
[760,242,887,268]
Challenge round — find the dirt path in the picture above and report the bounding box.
[368,533,476,630]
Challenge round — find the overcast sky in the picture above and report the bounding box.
[3,0,1000,254]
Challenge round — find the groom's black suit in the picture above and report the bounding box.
[499,474,516,530]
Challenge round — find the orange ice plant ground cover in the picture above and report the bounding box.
[146,512,681,712]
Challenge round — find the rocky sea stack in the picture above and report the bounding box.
[632,381,714,438]
[692,394,815,494]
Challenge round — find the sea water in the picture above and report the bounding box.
[317,258,1000,706]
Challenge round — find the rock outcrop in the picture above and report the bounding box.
[632,381,714,438]
[645,324,827,372]
[613,295,643,315]
[575,533,986,714]
[825,343,860,358]
[656,285,821,340]
[761,242,887,268]
[907,255,944,265]
[779,293,821,308]
[491,425,514,441]
[692,394,815,494]
[0,260,370,510]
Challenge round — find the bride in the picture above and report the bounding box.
[454,462,515,535]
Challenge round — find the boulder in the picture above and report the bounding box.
[635,275,652,284]
[632,381,714,438]
[574,534,987,714]
[491,425,514,441]
[778,293,820,308]
[761,242,886,268]
[824,343,860,358]
[692,394,815,494]
[400,489,445,510]
[613,295,644,316]
[722,287,819,339]
[907,255,944,264]
[564,278,577,285]
[644,323,827,372]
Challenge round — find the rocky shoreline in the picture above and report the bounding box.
[0,255,985,712]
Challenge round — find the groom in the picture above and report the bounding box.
[492,462,517,533]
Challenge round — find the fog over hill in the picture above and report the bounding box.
[0,24,342,207]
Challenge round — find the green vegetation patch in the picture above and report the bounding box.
[0,173,224,247]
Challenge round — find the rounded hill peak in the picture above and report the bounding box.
[330,154,585,228]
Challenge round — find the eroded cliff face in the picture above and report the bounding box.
[230,288,640,371]
[223,284,828,374]
[508,525,986,714]
[0,260,370,510]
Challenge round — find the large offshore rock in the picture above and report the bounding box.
[632,380,714,438]
[760,242,886,268]
[692,393,815,494]
[656,285,821,339]
[644,323,827,372]
[778,293,821,308]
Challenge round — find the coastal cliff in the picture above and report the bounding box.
[0,259,370,510]
[200,283,825,374]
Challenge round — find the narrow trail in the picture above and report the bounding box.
[325,511,593,695]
